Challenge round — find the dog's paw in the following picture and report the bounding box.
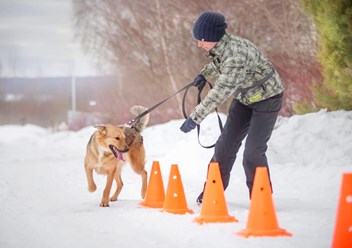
[100,201,110,207]
[141,190,146,199]
[88,184,97,192]
[110,196,118,202]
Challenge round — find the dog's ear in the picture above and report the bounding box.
[94,125,107,137]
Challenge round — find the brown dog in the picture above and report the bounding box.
[84,106,149,207]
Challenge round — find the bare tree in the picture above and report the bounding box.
[73,0,320,121]
[235,0,321,115]
[73,0,202,122]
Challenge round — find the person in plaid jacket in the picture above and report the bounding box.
[180,11,284,204]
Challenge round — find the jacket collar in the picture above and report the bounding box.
[206,32,231,58]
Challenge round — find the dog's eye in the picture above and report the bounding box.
[115,137,120,141]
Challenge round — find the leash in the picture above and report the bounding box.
[126,81,223,149]
[182,82,223,149]
[126,82,194,126]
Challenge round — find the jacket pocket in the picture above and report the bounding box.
[245,84,266,104]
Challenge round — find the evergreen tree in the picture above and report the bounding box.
[299,0,352,111]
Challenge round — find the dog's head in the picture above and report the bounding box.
[94,125,129,160]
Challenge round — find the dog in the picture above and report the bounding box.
[84,105,149,207]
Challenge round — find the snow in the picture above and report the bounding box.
[0,109,351,248]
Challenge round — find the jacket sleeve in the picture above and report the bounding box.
[190,55,246,124]
[200,61,219,80]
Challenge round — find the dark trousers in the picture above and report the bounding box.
[206,93,283,197]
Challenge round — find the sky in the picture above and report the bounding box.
[0,0,100,77]
[0,109,351,247]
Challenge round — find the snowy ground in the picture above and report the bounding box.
[0,109,351,248]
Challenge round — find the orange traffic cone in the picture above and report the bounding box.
[332,172,352,248]
[237,166,292,237]
[139,161,165,208]
[195,162,238,224]
[163,164,193,214]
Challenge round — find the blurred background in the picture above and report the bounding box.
[0,0,350,130]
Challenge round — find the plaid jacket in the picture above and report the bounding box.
[190,33,284,124]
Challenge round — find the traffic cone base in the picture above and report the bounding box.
[139,161,165,209]
[139,201,164,208]
[163,164,193,215]
[237,227,292,238]
[236,166,292,237]
[195,162,238,224]
[195,215,236,224]
[162,208,194,214]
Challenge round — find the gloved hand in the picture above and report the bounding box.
[193,74,206,89]
[180,117,197,133]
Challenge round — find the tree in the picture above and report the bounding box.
[299,0,352,111]
[73,0,320,122]
[73,0,210,122]
[223,0,321,116]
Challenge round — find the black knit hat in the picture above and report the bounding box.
[193,11,228,42]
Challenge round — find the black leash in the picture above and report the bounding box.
[126,81,223,149]
[182,82,223,149]
[126,82,194,126]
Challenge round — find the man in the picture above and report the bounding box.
[180,11,284,204]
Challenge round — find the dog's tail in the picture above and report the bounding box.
[130,105,150,132]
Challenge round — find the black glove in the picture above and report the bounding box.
[193,74,206,89]
[180,117,197,133]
